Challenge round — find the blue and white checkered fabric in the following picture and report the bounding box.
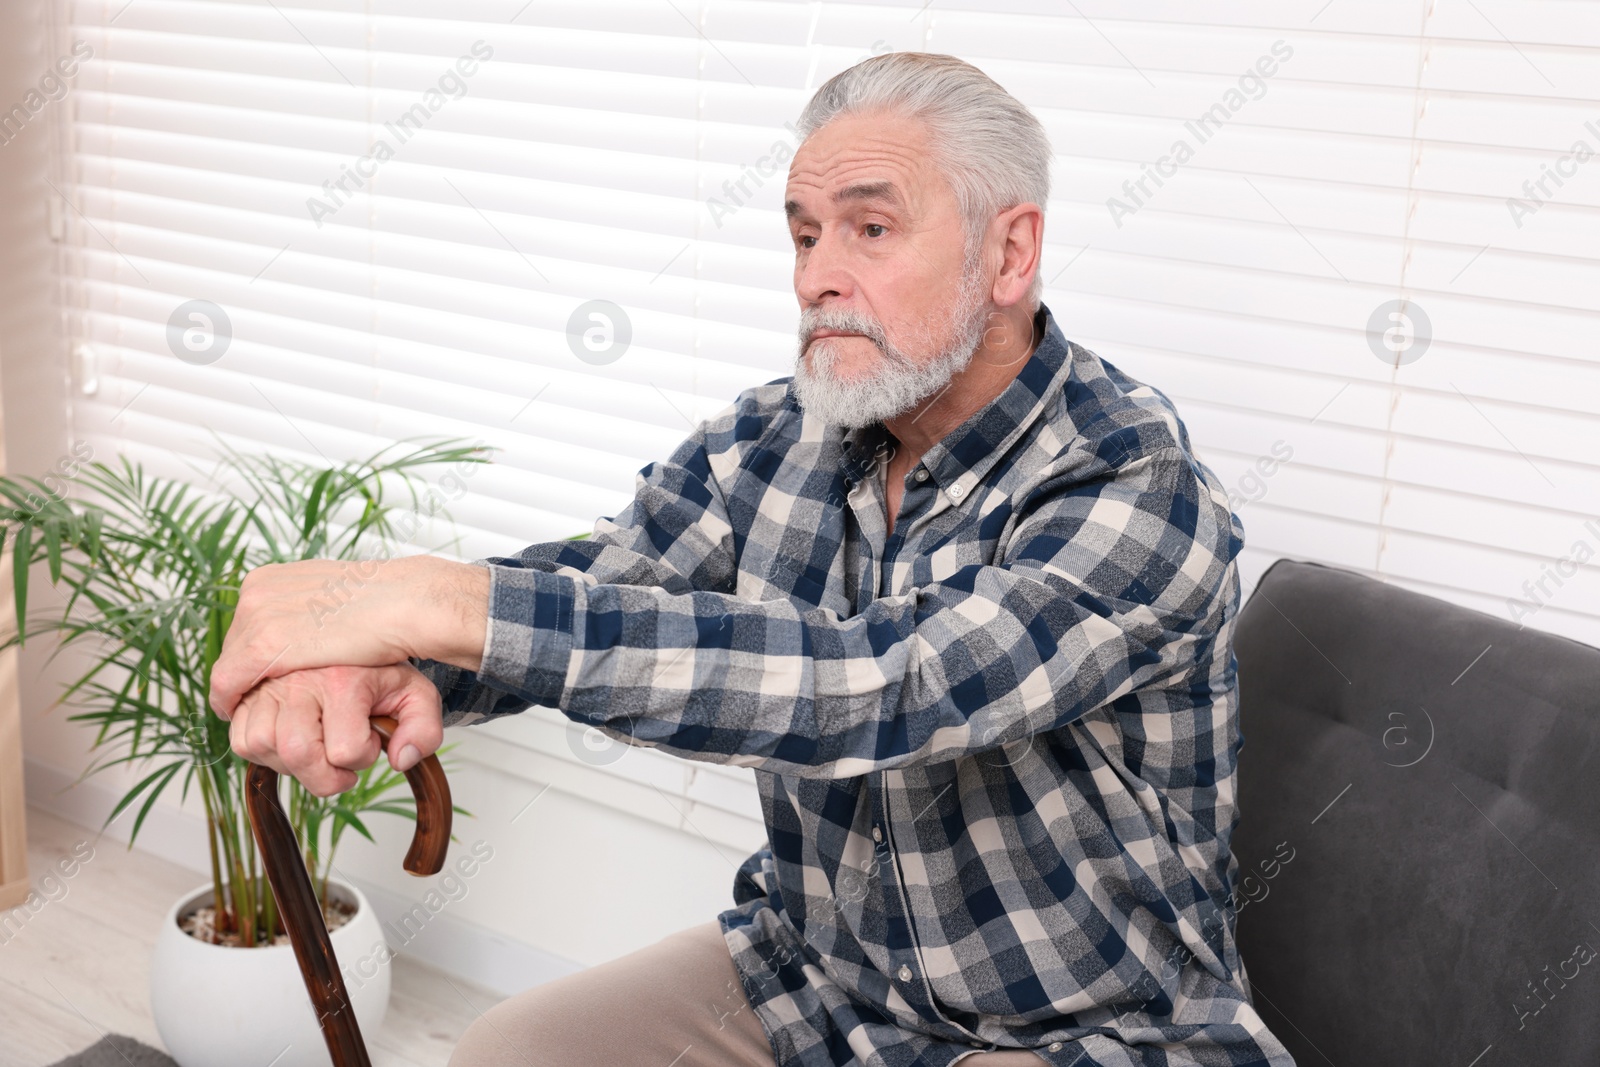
[415,303,1295,1067]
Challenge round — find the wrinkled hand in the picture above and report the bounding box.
[227,663,444,797]
[209,556,488,721]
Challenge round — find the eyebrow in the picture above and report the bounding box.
[785,181,904,221]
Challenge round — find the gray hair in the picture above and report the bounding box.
[795,52,1053,309]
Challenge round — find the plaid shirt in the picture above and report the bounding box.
[414,303,1295,1067]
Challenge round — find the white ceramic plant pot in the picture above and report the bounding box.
[150,878,391,1067]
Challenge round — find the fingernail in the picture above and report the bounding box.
[396,744,421,772]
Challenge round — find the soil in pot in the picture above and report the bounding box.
[178,895,357,947]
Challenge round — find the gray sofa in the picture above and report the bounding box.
[1230,559,1598,1066]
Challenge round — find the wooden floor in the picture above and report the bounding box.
[0,807,502,1067]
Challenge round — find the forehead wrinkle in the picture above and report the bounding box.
[785,179,908,221]
[785,136,929,220]
[834,180,904,210]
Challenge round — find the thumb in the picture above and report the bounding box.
[371,663,444,774]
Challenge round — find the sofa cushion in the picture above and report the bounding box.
[1229,559,1599,1067]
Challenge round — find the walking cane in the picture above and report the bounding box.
[245,715,453,1067]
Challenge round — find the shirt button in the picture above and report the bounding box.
[1048,1042,1063,1052]
[914,468,929,482]
[871,825,882,843]
[947,484,964,500]
[897,964,913,982]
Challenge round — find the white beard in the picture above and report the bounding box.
[791,252,991,430]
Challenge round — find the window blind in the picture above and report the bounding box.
[54,1,1600,838]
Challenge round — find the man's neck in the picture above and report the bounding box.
[883,303,1041,469]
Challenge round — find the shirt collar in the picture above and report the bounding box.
[836,301,1073,499]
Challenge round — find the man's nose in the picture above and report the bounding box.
[795,232,853,306]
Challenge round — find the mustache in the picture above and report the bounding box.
[798,308,920,368]
[798,308,883,348]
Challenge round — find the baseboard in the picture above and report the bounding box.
[353,877,582,997]
[22,756,581,997]
[23,757,212,872]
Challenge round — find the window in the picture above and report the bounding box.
[54,1,1600,835]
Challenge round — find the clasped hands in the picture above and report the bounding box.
[208,555,489,797]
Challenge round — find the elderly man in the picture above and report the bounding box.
[213,52,1295,1067]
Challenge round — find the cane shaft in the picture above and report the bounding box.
[243,714,452,1067]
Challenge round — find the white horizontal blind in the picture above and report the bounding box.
[59,0,859,843]
[921,0,1600,649]
[55,0,1600,832]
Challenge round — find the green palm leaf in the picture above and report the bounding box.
[0,436,488,944]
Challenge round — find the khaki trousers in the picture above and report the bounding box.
[447,919,1049,1067]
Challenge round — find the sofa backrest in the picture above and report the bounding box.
[1229,559,1599,1066]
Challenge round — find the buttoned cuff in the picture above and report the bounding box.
[476,564,577,710]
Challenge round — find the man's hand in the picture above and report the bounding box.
[208,555,489,721]
[227,663,445,796]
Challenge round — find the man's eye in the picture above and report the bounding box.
[798,235,816,249]
[864,224,886,238]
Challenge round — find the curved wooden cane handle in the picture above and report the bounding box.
[244,714,454,1067]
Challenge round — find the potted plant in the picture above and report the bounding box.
[0,436,487,1067]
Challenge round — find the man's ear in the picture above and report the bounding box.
[988,202,1045,308]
